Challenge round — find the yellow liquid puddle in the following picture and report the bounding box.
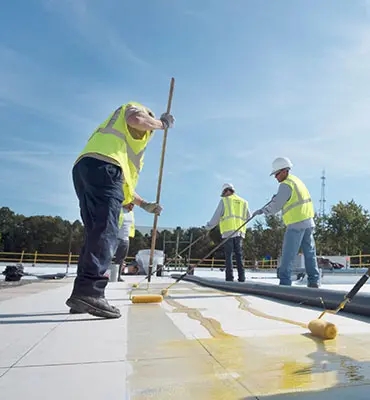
[165,297,234,338]
[129,290,370,399]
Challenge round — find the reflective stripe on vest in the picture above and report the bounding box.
[281,175,314,225]
[97,107,145,174]
[282,178,312,216]
[219,194,249,236]
[119,208,124,228]
[130,213,135,237]
[77,103,152,204]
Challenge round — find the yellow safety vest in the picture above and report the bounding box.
[282,174,314,225]
[219,194,249,236]
[76,102,153,204]
[118,209,135,238]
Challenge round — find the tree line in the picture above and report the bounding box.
[0,200,369,263]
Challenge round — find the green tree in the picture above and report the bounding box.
[0,207,24,251]
[313,214,333,255]
[3,198,370,263]
[128,230,149,257]
[325,200,370,255]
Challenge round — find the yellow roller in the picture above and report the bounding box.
[307,268,370,340]
[308,319,338,340]
[131,295,163,304]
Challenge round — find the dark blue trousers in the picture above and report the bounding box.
[224,236,245,282]
[71,157,124,297]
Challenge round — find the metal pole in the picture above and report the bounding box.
[66,226,73,274]
[175,230,180,270]
[187,231,193,268]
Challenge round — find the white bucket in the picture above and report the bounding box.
[135,249,164,274]
[104,264,119,282]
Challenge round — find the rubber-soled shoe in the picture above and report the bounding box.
[307,283,320,288]
[66,296,121,319]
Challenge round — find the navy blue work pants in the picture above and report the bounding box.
[71,157,124,297]
[224,236,245,282]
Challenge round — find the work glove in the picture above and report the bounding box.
[140,201,163,215]
[160,113,175,129]
[252,209,264,218]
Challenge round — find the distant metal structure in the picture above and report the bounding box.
[163,229,192,270]
[319,169,326,217]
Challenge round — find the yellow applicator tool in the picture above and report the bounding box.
[131,294,163,304]
[129,77,174,305]
[307,267,370,340]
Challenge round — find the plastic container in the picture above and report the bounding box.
[104,264,119,282]
[135,249,164,274]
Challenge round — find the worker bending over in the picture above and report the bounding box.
[254,157,320,287]
[67,102,175,318]
[116,203,135,281]
[206,183,250,282]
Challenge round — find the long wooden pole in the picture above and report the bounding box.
[147,77,175,283]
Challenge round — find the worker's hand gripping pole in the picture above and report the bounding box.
[148,78,175,284]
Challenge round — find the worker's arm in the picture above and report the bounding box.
[261,183,292,215]
[132,192,145,206]
[205,200,224,230]
[125,105,174,132]
[133,192,162,215]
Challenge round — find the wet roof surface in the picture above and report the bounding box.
[0,271,369,399]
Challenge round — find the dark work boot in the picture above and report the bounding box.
[66,296,121,319]
[307,282,320,288]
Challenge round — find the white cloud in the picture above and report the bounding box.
[233,21,370,179]
[0,45,98,131]
[43,0,151,70]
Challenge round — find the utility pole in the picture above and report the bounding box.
[319,169,326,217]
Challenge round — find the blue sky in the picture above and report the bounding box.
[1,0,370,229]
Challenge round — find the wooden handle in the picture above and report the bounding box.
[148,78,175,283]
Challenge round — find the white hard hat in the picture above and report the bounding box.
[270,157,293,176]
[221,183,235,193]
